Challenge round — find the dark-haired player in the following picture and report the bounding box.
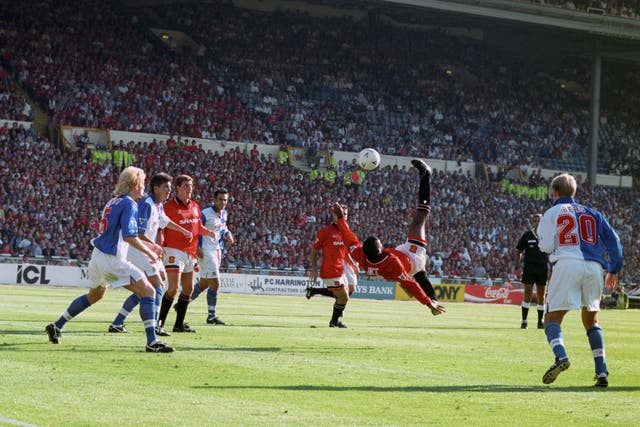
[307,204,359,328]
[191,188,234,325]
[333,159,445,316]
[157,175,214,333]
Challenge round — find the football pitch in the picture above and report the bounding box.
[0,285,638,426]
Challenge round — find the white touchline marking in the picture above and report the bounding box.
[0,415,38,427]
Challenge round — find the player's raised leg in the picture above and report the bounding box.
[409,159,442,315]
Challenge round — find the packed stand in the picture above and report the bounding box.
[0,0,638,175]
[150,1,635,174]
[0,0,250,138]
[2,130,638,284]
[0,67,33,121]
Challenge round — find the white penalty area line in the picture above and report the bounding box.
[0,415,38,427]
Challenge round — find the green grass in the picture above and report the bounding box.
[0,285,638,426]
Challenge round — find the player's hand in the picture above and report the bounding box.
[225,232,234,244]
[605,272,619,289]
[183,230,193,241]
[427,300,446,316]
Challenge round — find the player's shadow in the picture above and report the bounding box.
[192,384,640,393]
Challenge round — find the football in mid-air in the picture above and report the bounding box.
[357,148,381,170]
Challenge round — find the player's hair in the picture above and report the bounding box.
[175,174,193,187]
[550,173,577,198]
[362,236,382,261]
[214,187,229,198]
[113,166,145,196]
[149,172,173,191]
[532,213,542,221]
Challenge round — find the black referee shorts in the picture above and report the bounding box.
[522,265,548,286]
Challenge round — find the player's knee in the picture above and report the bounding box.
[336,294,349,305]
[87,286,107,304]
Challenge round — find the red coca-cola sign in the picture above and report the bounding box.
[464,284,524,305]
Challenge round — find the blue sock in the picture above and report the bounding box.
[544,322,568,361]
[54,294,91,329]
[112,293,140,326]
[207,289,218,319]
[191,282,204,301]
[139,296,157,345]
[154,286,163,321]
[587,325,607,375]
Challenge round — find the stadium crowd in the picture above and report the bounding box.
[0,0,638,284]
[1,0,639,175]
[0,67,33,122]
[1,127,638,284]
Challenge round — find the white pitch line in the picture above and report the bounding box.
[0,415,38,427]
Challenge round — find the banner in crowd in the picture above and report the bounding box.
[464,284,524,305]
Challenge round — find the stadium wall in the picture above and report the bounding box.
[72,127,632,187]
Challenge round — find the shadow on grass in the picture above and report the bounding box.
[0,342,283,354]
[176,346,281,352]
[191,384,640,393]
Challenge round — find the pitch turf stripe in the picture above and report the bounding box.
[0,415,38,427]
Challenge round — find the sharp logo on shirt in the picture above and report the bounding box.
[179,218,199,225]
[332,241,344,246]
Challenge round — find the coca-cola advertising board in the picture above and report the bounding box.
[464,285,524,305]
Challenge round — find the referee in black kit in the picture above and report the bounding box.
[515,214,549,329]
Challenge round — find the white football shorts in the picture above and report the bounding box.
[87,247,145,288]
[546,258,604,312]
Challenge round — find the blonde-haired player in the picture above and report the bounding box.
[46,166,174,352]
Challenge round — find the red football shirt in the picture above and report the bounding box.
[163,197,202,257]
[336,218,432,305]
[312,223,347,278]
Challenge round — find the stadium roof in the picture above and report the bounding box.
[123,0,640,63]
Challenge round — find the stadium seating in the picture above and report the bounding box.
[0,0,639,174]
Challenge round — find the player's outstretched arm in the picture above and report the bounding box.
[333,202,360,249]
[398,274,446,314]
[125,236,161,264]
[198,223,216,239]
[166,220,193,241]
